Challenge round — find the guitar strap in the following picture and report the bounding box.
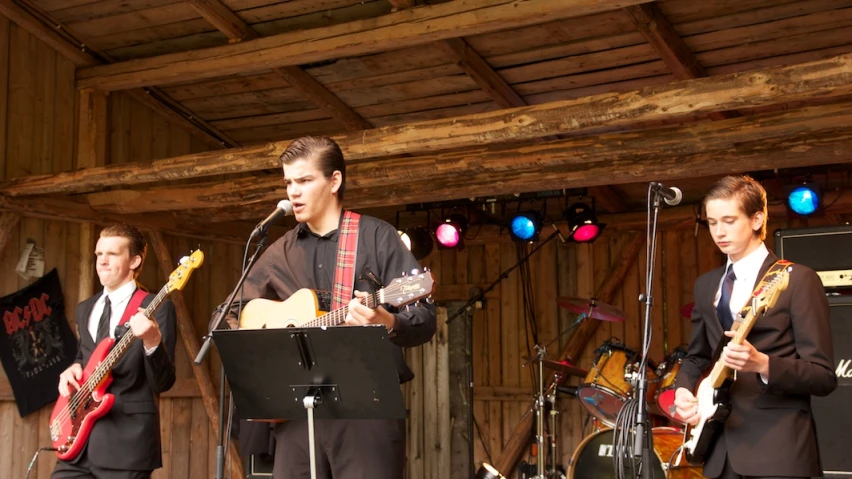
[331,210,361,310]
[710,259,793,361]
[117,288,150,327]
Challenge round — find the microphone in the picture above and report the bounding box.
[250,200,294,237]
[650,182,683,206]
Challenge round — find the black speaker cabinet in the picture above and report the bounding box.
[775,226,852,476]
[813,296,852,477]
[774,225,852,290]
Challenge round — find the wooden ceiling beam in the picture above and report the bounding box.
[624,3,737,121]
[4,53,852,197]
[0,195,253,244]
[186,0,372,131]
[439,36,624,212]
[439,37,526,109]
[0,0,234,149]
[387,0,419,9]
[76,101,852,213]
[76,0,654,91]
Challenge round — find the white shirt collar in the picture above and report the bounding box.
[101,279,137,305]
[726,242,769,281]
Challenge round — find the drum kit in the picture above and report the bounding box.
[521,297,701,479]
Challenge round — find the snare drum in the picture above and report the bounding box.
[568,427,702,479]
[576,341,658,426]
[655,346,688,423]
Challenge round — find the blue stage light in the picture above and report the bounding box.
[787,185,820,216]
[510,212,542,241]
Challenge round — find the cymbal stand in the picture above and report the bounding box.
[547,374,560,479]
[533,344,547,479]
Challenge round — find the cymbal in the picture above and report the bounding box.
[539,358,588,378]
[556,297,626,322]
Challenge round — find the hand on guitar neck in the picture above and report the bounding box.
[345,290,396,331]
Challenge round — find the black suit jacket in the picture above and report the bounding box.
[72,290,177,471]
[675,252,836,477]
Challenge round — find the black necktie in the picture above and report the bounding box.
[96,296,112,342]
[717,264,736,330]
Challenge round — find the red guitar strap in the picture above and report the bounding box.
[331,211,361,310]
[118,288,150,326]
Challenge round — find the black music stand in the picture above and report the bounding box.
[212,325,406,479]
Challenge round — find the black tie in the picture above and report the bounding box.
[717,264,736,330]
[96,296,112,343]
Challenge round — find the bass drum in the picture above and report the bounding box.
[568,427,703,479]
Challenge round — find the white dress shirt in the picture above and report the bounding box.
[714,241,770,382]
[88,280,157,355]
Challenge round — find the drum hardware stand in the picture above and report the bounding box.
[524,344,571,479]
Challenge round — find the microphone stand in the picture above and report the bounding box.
[632,185,665,479]
[195,230,269,479]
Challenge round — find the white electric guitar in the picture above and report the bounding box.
[683,264,791,464]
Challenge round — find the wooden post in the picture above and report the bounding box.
[0,212,19,260]
[146,231,245,479]
[74,87,108,303]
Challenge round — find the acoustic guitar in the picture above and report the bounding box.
[239,270,435,330]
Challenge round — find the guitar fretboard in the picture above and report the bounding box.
[302,295,377,328]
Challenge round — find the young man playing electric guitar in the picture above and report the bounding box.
[52,224,177,479]
[673,176,836,479]
[218,136,436,479]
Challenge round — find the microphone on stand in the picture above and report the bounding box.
[249,200,294,238]
[650,182,683,206]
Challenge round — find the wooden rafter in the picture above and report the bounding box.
[0,195,255,244]
[439,37,525,109]
[73,101,852,213]
[147,231,244,479]
[76,0,654,91]
[0,0,234,149]
[185,0,372,131]
[387,0,419,9]
[5,53,852,197]
[438,36,627,210]
[624,3,737,121]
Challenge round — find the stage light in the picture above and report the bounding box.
[510,211,542,241]
[398,230,411,250]
[475,462,506,479]
[786,182,821,216]
[564,202,605,243]
[435,214,467,249]
[402,227,433,260]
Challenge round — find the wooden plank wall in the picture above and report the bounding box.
[0,19,238,479]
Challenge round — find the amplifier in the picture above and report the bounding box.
[774,225,852,288]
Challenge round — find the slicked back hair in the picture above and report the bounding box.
[279,136,346,201]
[99,223,147,278]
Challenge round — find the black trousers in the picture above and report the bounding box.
[51,448,152,479]
[272,419,405,479]
[714,453,807,479]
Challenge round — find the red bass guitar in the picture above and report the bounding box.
[49,250,203,461]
